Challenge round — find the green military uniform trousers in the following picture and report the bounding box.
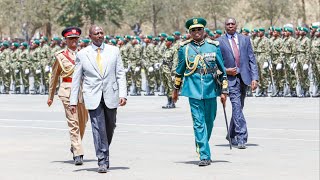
[188,97,217,160]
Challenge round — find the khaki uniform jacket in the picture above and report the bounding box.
[48,49,83,103]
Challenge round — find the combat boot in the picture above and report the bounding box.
[167,97,176,109]
[162,96,170,109]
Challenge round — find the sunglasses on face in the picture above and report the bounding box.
[190,28,204,32]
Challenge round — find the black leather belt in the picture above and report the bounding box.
[195,68,215,74]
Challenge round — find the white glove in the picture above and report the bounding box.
[36,69,41,74]
[148,66,154,72]
[5,69,9,74]
[154,63,160,70]
[124,68,129,73]
[303,64,309,70]
[291,62,297,70]
[263,62,269,69]
[15,70,19,73]
[135,67,140,72]
[45,65,50,73]
[25,69,30,75]
[49,67,52,73]
[276,63,282,70]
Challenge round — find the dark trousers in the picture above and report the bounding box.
[88,96,117,166]
[228,76,248,144]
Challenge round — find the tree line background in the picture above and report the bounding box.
[0,0,319,41]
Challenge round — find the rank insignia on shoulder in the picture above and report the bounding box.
[207,39,219,46]
[179,39,192,47]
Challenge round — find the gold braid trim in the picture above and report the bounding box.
[184,45,199,76]
[56,54,75,78]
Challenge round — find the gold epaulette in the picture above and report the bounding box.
[206,39,219,46]
[179,39,192,47]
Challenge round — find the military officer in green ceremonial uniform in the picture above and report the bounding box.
[172,17,228,166]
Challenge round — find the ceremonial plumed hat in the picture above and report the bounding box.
[166,36,175,42]
[185,17,207,30]
[61,27,81,38]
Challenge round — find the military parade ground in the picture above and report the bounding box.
[0,94,318,180]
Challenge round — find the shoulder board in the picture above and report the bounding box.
[54,49,66,56]
[206,39,219,46]
[179,39,192,47]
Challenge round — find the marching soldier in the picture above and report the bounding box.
[47,27,88,165]
[255,28,271,97]
[19,42,31,94]
[0,41,11,94]
[270,27,283,96]
[279,27,297,97]
[29,40,41,94]
[143,35,156,95]
[296,27,311,97]
[10,42,22,93]
[129,38,143,95]
[39,36,52,94]
[310,28,320,97]
[172,17,228,166]
[161,36,177,108]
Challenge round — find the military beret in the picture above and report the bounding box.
[284,27,294,33]
[125,35,132,40]
[297,26,303,31]
[311,25,318,29]
[215,29,222,35]
[302,27,309,33]
[61,27,81,38]
[185,17,207,30]
[166,36,175,42]
[173,31,181,36]
[115,35,122,39]
[254,28,258,32]
[41,36,48,41]
[110,39,117,45]
[242,28,250,33]
[159,33,168,37]
[274,27,282,32]
[259,28,265,32]
[269,26,274,31]
[135,36,141,42]
[81,39,91,43]
[12,42,19,47]
[208,31,215,37]
[21,42,28,47]
[52,37,61,41]
[204,28,210,33]
[2,41,10,47]
[33,39,40,45]
[317,28,320,32]
[147,35,153,40]
[105,35,110,40]
[154,37,160,41]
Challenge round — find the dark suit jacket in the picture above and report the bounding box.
[217,33,259,86]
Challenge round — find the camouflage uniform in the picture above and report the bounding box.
[296,35,311,96]
[19,47,31,93]
[129,42,143,95]
[143,42,156,95]
[0,47,11,93]
[279,34,296,96]
[310,34,320,96]
[30,46,41,94]
[39,43,51,93]
[121,42,133,91]
[270,36,283,95]
[10,48,22,92]
[255,35,271,95]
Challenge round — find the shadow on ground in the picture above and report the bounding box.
[215,143,259,147]
[51,159,97,164]
[175,160,230,166]
[73,166,130,172]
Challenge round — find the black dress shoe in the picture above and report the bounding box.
[198,159,211,166]
[237,143,247,149]
[74,155,83,165]
[98,164,108,173]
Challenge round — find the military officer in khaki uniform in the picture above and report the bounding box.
[47,27,88,165]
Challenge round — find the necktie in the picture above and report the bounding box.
[96,48,103,74]
[231,35,240,67]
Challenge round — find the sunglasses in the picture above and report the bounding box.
[190,28,204,32]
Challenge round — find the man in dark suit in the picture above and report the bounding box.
[217,18,259,149]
